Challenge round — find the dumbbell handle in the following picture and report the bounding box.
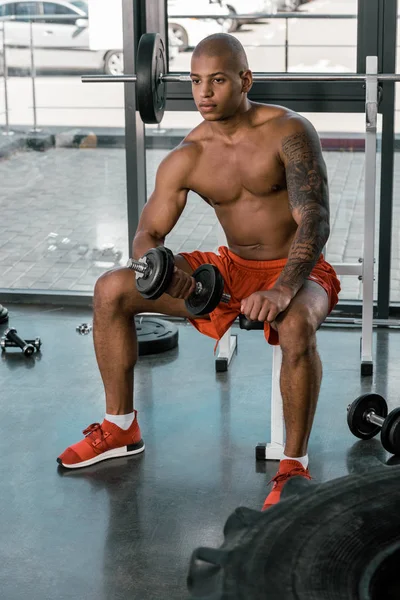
[195,282,231,304]
[365,410,385,427]
[4,328,35,356]
[127,258,149,276]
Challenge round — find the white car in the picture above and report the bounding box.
[0,0,125,74]
[213,0,279,32]
[168,0,230,52]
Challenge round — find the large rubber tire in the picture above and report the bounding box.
[187,465,400,599]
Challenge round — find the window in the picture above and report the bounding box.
[0,3,15,17]
[69,0,87,13]
[43,2,79,24]
[15,2,38,16]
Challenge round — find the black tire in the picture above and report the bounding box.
[104,50,124,76]
[188,465,400,599]
[168,23,189,52]
[226,6,238,32]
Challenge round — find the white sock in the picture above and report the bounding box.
[282,453,309,470]
[105,411,135,430]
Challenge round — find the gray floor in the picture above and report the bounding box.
[0,305,400,599]
[1,144,397,300]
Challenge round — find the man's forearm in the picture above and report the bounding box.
[275,211,330,297]
[132,232,165,260]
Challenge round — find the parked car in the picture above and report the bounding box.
[212,0,278,32]
[277,0,311,11]
[0,0,229,74]
[168,0,230,51]
[0,0,126,74]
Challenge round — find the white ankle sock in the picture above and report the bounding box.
[282,453,309,470]
[105,411,135,430]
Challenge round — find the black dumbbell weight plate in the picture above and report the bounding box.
[381,407,400,455]
[347,393,388,440]
[136,247,174,300]
[136,33,166,124]
[185,264,224,316]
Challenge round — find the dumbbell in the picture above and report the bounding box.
[347,393,400,455]
[126,247,231,316]
[1,328,42,356]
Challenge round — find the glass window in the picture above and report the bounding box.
[0,3,15,16]
[0,0,127,293]
[43,3,76,14]
[69,0,87,13]
[168,0,358,73]
[43,2,79,24]
[15,2,38,16]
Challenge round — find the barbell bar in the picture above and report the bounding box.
[81,33,400,124]
[82,73,400,83]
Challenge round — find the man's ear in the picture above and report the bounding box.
[241,69,253,93]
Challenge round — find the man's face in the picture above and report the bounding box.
[190,54,245,121]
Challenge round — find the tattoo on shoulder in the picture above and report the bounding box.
[281,131,327,212]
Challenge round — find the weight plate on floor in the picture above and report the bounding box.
[347,393,388,440]
[136,247,174,300]
[136,33,166,124]
[0,305,8,324]
[185,264,224,316]
[136,317,178,355]
[381,407,400,455]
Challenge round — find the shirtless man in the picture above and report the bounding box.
[58,34,340,510]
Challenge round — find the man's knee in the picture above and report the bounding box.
[94,268,136,312]
[277,308,318,359]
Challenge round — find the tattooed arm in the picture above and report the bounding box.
[274,118,330,297]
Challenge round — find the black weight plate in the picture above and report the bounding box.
[136,33,166,124]
[381,407,400,455]
[150,247,174,299]
[0,305,8,324]
[136,317,178,356]
[347,393,387,440]
[136,247,172,300]
[185,264,224,316]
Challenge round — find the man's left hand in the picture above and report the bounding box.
[240,286,294,323]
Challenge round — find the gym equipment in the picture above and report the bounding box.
[136,317,178,355]
[82,33,400,127]
[83,42,389,375]
[76,323,92,335]
[347,393,400,455]
[1,328,41,356]
[127,247,231,316]
[187,464,400,600]
[76,317,179,355]
[129,246,175,300]
[0,304,8,325]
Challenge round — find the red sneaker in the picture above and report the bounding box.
[261,459,312,511]
[57,412,145,469]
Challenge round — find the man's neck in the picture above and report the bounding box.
[208,99,253,141]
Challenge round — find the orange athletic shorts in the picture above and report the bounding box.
[179,246,341,346]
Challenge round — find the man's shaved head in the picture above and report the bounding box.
[192,33,249,74]
[190,33,252,122]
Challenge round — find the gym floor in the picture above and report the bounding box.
[1,304,400,600]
